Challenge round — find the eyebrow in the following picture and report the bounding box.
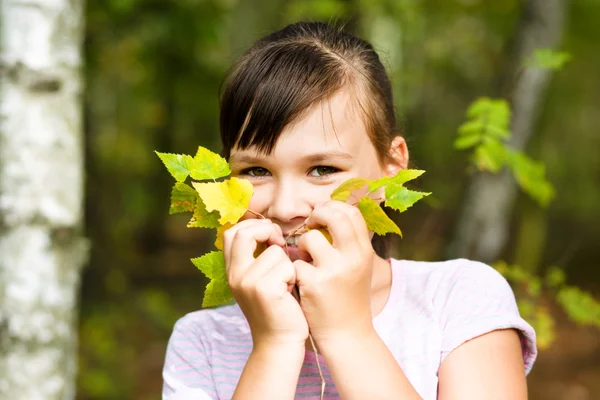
[229,151,354,165]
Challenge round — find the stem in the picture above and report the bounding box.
[292,284,326,400]
[246,208,266,219]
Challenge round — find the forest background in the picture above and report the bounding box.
[2,0,599,399]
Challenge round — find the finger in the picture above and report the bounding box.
[305,202,363,251]
[293,260,317,295]
[242,244,289,283]
[226,221,285,273]
[258,258,297,298]
[297,229,332,266]
[326,200,370,240]
[223,219,267,264]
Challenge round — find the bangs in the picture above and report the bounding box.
[220,39,357,159]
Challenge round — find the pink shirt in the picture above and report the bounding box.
[162,258,537,399]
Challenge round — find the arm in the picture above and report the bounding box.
[438,329,527,400]
[233,342,304,400]
[318,329,422,400]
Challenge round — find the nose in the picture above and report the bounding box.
[265,180,311,224]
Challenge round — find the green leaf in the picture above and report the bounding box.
[191,251,234,308]
[330,178,372,201]
[545,266,566,289]
[384,183,431,213]
[556,286,600,328]
[368,169,425,192]
[169,182,198,214]
[356,197,401,236]
[526,49,572,71]
[474,139,507,173]
[187,197,221,228]
[189,146,231,181]
[507,150,555,207]
[155,151,195,182]
[193,177,254,225]
[454,133,481,150]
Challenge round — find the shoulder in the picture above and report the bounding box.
[390,258,537,373]
[170,303,248,344]
[390,257,510,302]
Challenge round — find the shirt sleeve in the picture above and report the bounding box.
[437,260,538,374]
[162,315,218,400]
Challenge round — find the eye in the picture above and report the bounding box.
[308,166,339,177]
[241,167,271,177]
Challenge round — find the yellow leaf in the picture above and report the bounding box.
[357,197,401,237]
[214,223,233,250]
[193,177,253,225]
[330,178,372,202]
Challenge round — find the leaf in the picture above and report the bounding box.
[330,178,372,202]
[556,286,600,328]
[368,169,425,192]
[356,197,401,237]
[191,251,234,308]
[214,223,233,250]
[474,139,507,173]
[454,133,481,150]
[187,197,221,228]
[385,183,431,213]
[545,266,566,289]
[507,150,555,207]
[526,48,572,71]
[189,146,231,181]
[193,177,254,225]
[169,182,198,214]
[155,151,195,182]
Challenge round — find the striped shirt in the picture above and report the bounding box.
[162,258,537,399]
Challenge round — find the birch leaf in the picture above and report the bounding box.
[187,197,221,228]
[357,197,401,237]
[191,251,233,308]
[169,182,198,214]
[330,178,372,202]
[193,177,253,225]
[190,146,231,181]
[385,184,431,213]
[214,223,234,250]
[156,152,195,182]
[368,169,425,192]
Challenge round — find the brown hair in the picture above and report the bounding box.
[219,21,401,257]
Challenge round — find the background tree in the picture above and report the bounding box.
[0,0,87,399]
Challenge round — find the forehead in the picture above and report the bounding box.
[231,91,374,162]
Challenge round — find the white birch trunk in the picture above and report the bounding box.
[0,0,87,399]
[447,0,567,263]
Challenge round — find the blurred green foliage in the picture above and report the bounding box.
[80,0,600,398]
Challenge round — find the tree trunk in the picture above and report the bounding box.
[0,1,87,399]
[447,0,567,263]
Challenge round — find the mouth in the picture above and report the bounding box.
[284,235,300,247]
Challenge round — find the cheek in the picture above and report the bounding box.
[246,184,270,216]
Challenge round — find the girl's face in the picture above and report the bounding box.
[229,91,408,259]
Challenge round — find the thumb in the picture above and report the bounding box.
[293,260,317,291]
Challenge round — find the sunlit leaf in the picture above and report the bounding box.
[214,223,233,250]
[368,169,425,192]
[155,151,195,182]
[191,251,234,308]
[357,197,401,236]
[385,183,431,213]
[193,177,253,225]
[190,146,231,181]
[545,266,566,289]
[507,150,555,207]
[330,178,372,202]
[169,182,198,214]
[187,197,221,228]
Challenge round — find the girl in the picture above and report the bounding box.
[162,21,537,400]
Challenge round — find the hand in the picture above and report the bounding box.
[224,219,309,349]
[293,201,376,344]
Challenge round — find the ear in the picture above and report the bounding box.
[384,136,409,176]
